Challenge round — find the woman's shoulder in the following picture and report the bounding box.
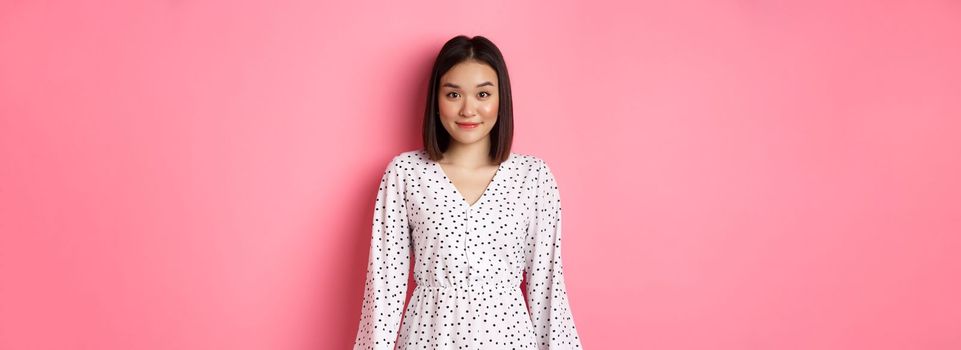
[404,148,428,157]
[390,148,425,162]
[382,148,429,173]
[509,151,551,172]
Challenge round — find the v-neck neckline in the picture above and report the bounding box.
[429,151,512,209]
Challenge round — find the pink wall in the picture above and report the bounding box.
[2,0,960,349]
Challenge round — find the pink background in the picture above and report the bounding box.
[2,0,960,349]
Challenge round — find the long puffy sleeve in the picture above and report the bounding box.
[524,159,583,349]
[353,156,412,350]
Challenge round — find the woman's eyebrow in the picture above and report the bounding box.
[441,81,495,89]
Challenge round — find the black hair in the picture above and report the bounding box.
[422,35,513,164]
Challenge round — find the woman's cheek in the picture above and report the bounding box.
[438,102,456,119]
[482,102,498,116]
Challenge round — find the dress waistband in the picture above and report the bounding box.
[414,279,520,290]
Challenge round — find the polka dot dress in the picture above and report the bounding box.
[353,149,583,349]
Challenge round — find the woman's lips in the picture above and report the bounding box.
[456,122,481,129]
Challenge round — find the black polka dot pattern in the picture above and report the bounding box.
[354,149,583,349]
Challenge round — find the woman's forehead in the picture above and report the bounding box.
[442,61,498,84]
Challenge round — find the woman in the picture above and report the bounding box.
[353,35,583,349]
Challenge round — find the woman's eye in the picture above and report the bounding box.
[479,92,490,98]
[447,92,459,98]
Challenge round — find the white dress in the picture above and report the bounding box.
[353,149,583,350]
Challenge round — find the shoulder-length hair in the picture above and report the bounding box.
[422,35,514,164]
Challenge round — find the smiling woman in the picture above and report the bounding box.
[438,62,498,144]
[422,35,514,165]
[353,35,583,350]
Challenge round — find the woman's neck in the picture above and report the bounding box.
[441,138,493,167]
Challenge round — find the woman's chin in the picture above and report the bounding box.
[450,133,490,145]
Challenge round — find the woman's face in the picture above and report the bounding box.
[437,60,499,147]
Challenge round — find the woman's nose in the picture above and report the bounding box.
[459,100,477,117]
